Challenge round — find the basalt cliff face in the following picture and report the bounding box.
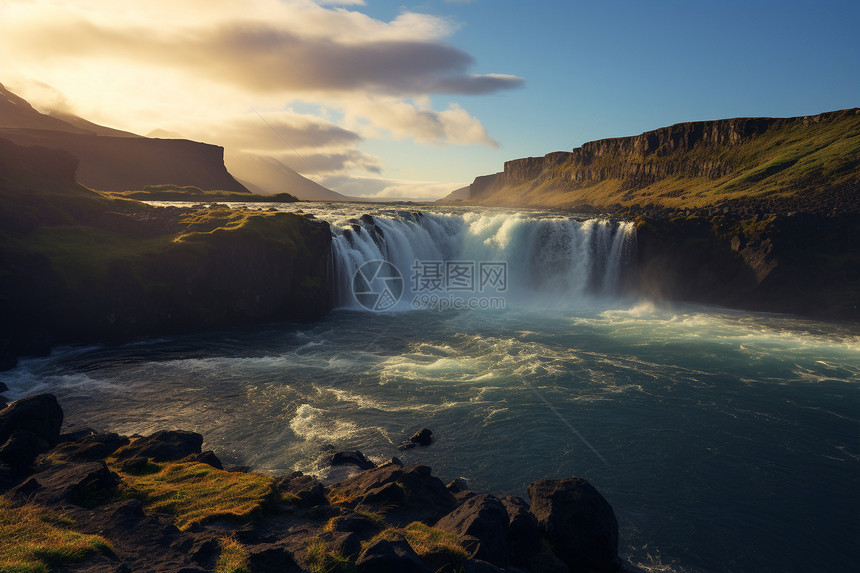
[458,109,860,214]
[0,139,333,370]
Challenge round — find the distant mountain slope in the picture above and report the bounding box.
[224,150,351,201]
[438,185,470,202]
[455,109,860,213]
[49,111,141,138]
[0,82,91,133]
[0,82,248,193]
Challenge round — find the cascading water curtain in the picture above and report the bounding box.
[330,212,636,310]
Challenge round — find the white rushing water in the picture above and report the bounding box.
[324,206,636,310]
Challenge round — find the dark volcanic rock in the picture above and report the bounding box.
[399,427,434,450]
[409,428,433,446]
[435,493,510,566]
[326,511,383,539]
[527,477,620,573]
[328,463,456,526]
[0,381,8,392]
[52,432,130,462]
[115,430,203,462]
[462,559,505,573]
[70,497,213,573]
[355,537,431,573]
[327,449,375,470]
[11,461,119,507]
[319,530,362,558]
[276,471,327,506]
[0,429,42,472]
[0,393,63,451]
[245,542,303,573]
[446,477,470,493]
[119,456,149,474]
[500,495,541,567]
[185,450,223,470]
[59,428,98,443]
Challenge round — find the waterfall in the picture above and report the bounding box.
[329,210,636,310]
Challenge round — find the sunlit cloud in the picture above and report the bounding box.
[0,0,522,196]
[190,112,361,154]
[342,97,499,147]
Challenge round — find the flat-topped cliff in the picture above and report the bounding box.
[455,109,860,214]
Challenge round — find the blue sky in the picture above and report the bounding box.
[1,0,857,198]
[356,0,859,187]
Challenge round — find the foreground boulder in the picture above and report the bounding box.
[435,493,510,566]
[528,477,620,572]
[328,463,456,526]
[276,471,327,506]
[356,536,430,573]
[10,461,119,506]
[115,430,203,462]
[51,432,130,462]
[0,393,63,475]
[0,393,63,450]
[500,495,541,567]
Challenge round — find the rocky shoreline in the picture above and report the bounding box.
[1,390,624,573]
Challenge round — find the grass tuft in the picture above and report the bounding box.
[305,539,357,573]
[366,522,467,560]
[215,535,250,573]
[114,461,275,530]
[0,497,113,573]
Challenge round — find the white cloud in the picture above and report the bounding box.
[342,97,499,147]
[327,174,463,200]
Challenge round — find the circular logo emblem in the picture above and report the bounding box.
[352,260,404,311]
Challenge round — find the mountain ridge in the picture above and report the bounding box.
[0,83,345,199]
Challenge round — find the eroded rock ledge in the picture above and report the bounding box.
[0,392,624,573]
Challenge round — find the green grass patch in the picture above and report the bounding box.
[0,497,113,573]
[113,461,276,530]
[366,522,467,561]
[305,539,357,573]
[105,185,298,203]
[215,535,250,573]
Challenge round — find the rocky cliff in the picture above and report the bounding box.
[0,139,333,369]
[459,109,860,214]
[0,82,249,193]
[0,128,250,193]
